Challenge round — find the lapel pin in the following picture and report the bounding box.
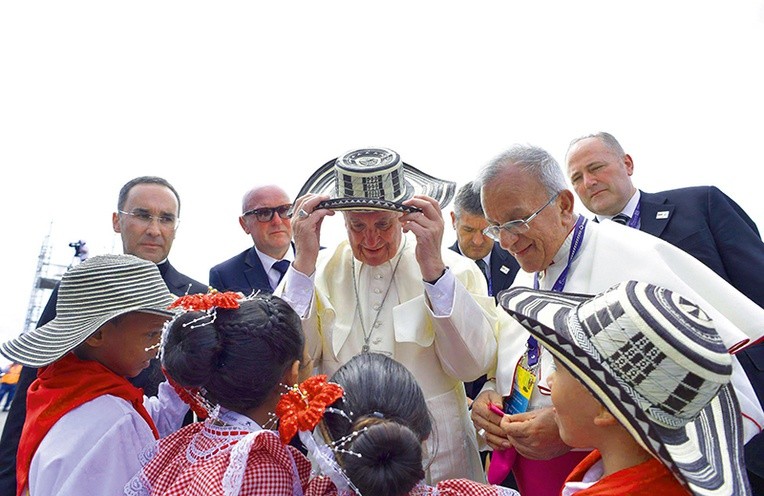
[656,211,669,219]
[500,265,510,274]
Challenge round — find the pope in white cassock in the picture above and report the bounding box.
[277,148,498,484]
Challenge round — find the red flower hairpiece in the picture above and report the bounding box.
[276,375,344,444]
[168,288,242,312]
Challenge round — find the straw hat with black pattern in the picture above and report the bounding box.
[292,147,456,214]
[498,280,751,496]
[1,254,176,368]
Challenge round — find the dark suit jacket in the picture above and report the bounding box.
[209,246,276,294]
[448,241,520,303]
[639,187,764,478]
[448,241,520,400]
[159,260,208,297]
[0,260,206,494]
[639,187,764,304]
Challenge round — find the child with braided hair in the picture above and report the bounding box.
[318,353,520,496]
[125,293,331,496]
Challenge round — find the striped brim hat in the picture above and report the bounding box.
[1,254,176,367]
[499,280,751,496]
[292,147,455,214]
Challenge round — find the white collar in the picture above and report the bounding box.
[595,189,640,222]
[255,244,295,269]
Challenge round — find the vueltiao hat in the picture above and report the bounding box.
[1,254,176,368]
[292,147,456,214]
[498,280,751,496]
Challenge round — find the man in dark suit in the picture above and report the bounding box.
[448,182,520,399]
[567,132,764,493]
[0,176,207,495]
[209,185,294,294]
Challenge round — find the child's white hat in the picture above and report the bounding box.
[1,254,175,367]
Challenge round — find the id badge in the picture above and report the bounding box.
[504,360,537,415]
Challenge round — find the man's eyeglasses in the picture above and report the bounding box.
[119,210,179,229]
[241,204,292,223]
[483,192,560,241]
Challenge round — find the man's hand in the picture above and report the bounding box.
[499,407,572,460]
[290,194,334,276]
[401,195,446,282]
[470,390,511,450]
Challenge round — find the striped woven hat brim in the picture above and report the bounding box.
[1,254,175,368]
[291,151,456,214]
[499,281,751,496]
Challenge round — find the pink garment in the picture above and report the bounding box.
[491,448,588,496]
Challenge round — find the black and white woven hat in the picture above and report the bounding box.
[1,254,175,368]
[499,280,751,496]
[293,147,456,214]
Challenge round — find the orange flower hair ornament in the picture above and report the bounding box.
[166,288,245,330]
[168,288,242,312]
[276,375,344,444]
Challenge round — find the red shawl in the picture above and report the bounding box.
[16,353,158,496]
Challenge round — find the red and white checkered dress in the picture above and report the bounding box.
[125,419,337,496]
[410,480,519,495]
[124,414,517,495]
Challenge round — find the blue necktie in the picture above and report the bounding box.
[612,214,630,225]
[272,260,291,287]
[475,258,491,295]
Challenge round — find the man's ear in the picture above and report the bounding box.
[112,212,121,234]
[238,216,249,234]
[624,154,635,176]
[449,211,457,230]
[593,406,619,427]
[558,189,576,216]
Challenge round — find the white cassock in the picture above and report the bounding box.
[279,232,498,483]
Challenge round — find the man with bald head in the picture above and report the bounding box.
[209,185,294,294]
[470,144,764,495]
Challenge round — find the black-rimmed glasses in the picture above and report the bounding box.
[242,204,292,222]
[483,192,560,241]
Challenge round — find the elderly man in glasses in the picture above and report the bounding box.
[470,144,764,496]
[209,184,295,294]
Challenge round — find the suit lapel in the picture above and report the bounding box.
[490,243,518,296]
[161,262,189,296]
[449,241,462,256]
[450,240,518,298]
[638,191,675,238]
[244,247,272,292]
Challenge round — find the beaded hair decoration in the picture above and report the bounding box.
[156,288,246,419]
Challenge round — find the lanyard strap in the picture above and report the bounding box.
[527,215,588,366]
[534,215,587,292]
[626,201,641,228]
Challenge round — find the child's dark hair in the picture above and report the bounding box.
[324,353,433,496]
[162,295,303,412]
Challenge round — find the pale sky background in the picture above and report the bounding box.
[1,1,763,364]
